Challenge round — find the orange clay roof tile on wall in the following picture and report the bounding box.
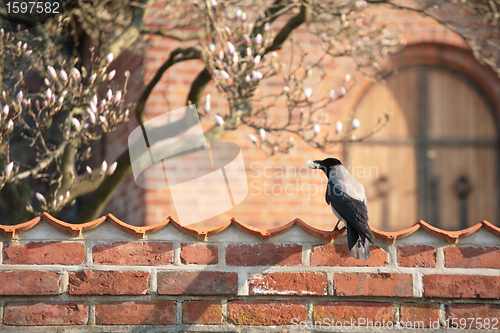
[0,213,499,241]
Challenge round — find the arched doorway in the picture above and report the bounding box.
[347,65,499,231]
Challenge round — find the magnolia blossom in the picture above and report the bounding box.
[22,43,27,51]
[283,86,290,94]
[329,89,336,101]
[114,91,122,103]
[218,50,224,60]
[24,50,32,57]
[209,43,216,52]
[227,42,235,55]
[241,11,247,21]
[47,66,57,79]
[255,34,262,45]
[99,115,106,123]
[352,118,361,129]
[107,162,117,175]
[313,124,320,134]
[86,166,93,174]
[243,35,251,45]
[44,78,50,86]
[71,68,81,80]
[210,0,217,7]
[16,91,23,103]
[46,88,52,99]
[304,88,313,100]
[71,117,81,130]
[108,70,116,80]
[101,161,108,173]
[3,104,10,116]
[107,89,113,101]
[259,128,266,140]
[245,75,251,83]
[4,162,13,176]
[253,55,261,66]
[236,9,242,19]
[233,53,239,64]
[252,71,262,82]
[264,22,270,31]
[60,70,68,82]
[340,86,346,97]
[335,121,343,133]
[35,192,46,203]
[215,115,224,126]
[344,74,351,82]
[58,97,64,105]
[90,101,97,114]
[88,110,96,123]
[288,136,294,143]
[219,70,230,81]
[204,94,211,113]
[106,53,114,64]
[248,134,258,143]
[246,47,252,57]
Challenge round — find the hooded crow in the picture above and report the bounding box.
[307,158,374,260]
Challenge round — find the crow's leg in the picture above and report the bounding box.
[333,220,341,232]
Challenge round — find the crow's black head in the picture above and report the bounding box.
[307,158,342,177]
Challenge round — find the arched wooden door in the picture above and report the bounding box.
[347,66,499,231]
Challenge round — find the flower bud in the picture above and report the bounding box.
[209,43,216,52]
[101,161,108,173]
[60,70,68,82]
[44,78,50,86]
[352,118,360,129]
[71,68,81,80]
[86,166,93,174]
[106,53,114,64]
[335,121,343,133]
[259,128,266,140]
[340,86,346,97]
[227,42,235,55]
[35,192,46,203]
[108,70,116,80]
[16,91,23,103]
[219,70,230,81]
[215,115,224,126]
[255,34,262,45]
[71,117,81,130]
[46,88,52,100]
[243,35,251,45]
[47,66,57,79]
[113,91,122,103]
[107,162,117,175]
[4,162,14,176]
[304,88,312,100]
[106,89,113,101]
[344,74,351,83]
[252,71,262,82]
[264,22,270,31]
[329,89,336,101]
[313,123,320,134]
[204,94,211,113]
[249,134,258,143]
[253,55,261,66]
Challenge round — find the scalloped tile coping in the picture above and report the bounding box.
[0,213,498,243]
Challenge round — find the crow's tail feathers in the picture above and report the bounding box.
[346,223,372,261]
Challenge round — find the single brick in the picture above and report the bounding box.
[181,243,218,265]
[444,246,500,269]
[401,303,440,327]
[3,241,86,265]
[96,301,175,325]
[446,304,500,329]
[228,301,307,325]
[93,242,173,265]
[69,271,150,295]
[158,271,237,295]
[423,274,500,299]
[4,302,88,325]
[183,301,222,324]
[226,243,302,266]
[0,271,60,295]
[398,245,436,268]
[314,302,393,326]
[310,244,387,267]
[249,272,327,296]
[335,273,413,297]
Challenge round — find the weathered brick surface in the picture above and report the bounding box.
[0,271,60,295]
[398,245,436,268]
[158,271,238,295]
[2,241,86,265]
[314,302,393,326]
[183,301,223,324]
[69,271,150,295]
[181,243,218,265]
[401,303,440,327]
[334,273,413,297]
[310,244,388,267]
[446,304,500,329]
[96,301,175,325]
[226,243,302,266]
[93,242,173,265]
[4,302,88,325]
[228,301,307,325]
[249,272,327,295]
[423,274,500,299]
[444,246,500,269]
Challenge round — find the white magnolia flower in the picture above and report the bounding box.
[249,134,258,143]
[215,115,224,126]
[335,121,343,133]
[47,66,57,79]
[106,53,114,64]
[60,70,68,82]
[204,94,211,113]
[313,123,320,134]
[4,162,14,176]
[108,70,116,80]
[255,34,262,45]
[352,118,361,129]
[259,128,266,140]
[35,192,46,203]
[107,162,117,175]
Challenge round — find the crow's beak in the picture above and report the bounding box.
[306,159,321,169]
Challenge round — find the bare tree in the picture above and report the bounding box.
[0,0,496,224]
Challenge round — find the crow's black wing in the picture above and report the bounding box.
[326,180,374,245]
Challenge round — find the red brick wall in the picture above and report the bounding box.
[0,216,499,330]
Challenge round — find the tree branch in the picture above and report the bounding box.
[140,28,206,41]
